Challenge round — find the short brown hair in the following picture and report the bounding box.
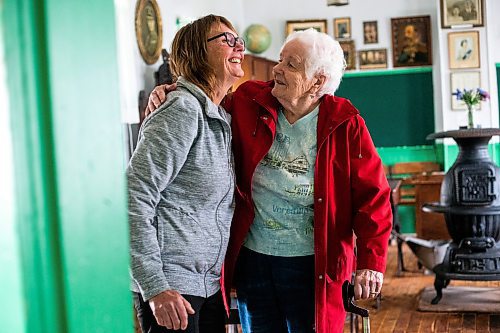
[170,15,236,100]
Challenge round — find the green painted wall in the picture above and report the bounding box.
[338,68,435,147]
[2,1,132,332]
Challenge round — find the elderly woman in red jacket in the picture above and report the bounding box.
[147,28,392,333]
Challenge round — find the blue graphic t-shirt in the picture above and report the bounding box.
[244,105,319,256]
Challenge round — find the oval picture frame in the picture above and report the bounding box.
[135,0,163,65]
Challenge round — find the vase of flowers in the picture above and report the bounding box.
[452,88,490,129]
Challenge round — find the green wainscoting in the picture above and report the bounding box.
[337,67,435,148]
[377,145,439,165]
[379,142,500,233]
[2,1,132,332]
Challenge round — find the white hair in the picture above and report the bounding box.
[282,28,346,97]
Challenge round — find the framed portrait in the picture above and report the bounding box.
[286,19,327,37]
[450,71,481,110]
[391,16,432,68]
[135,0,163,65]
[440,0,484,28]
[334,17,351,39]
[339,40,356,70]
[448,31,480,69]
[327,0,349,6]
[359,49,387,70]
[363,21,378,44]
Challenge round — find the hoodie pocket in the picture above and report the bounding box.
[157,207,209,274]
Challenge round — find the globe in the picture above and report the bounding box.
[244,24,271,54]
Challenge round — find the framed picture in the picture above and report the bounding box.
[391,16,432,68]
[135,0,163,65]
[339,40,356,70]
[286,19,327,36]
[363,21,378,44]
[448,31,480,69]
[440,0,484,28]
[334,17,351,39]
[450,71,481,110]
[359,49,387,70]
[327,0,349,5]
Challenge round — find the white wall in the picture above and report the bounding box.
[117,0,500,133]
[242,0,437,65]
[0,17,25,331]
[117,0,245,123]
[486,0,500,132]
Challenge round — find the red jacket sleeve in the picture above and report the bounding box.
[349,115,392,273]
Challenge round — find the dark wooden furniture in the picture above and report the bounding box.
[388,162,448,274]
[232,54,277,91]
[413,173,450,240]
[390,161,441,205]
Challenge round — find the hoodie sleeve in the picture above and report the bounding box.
[349,115,392,273]
[127,94,199,300]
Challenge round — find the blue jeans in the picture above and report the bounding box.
[235,247,315,333]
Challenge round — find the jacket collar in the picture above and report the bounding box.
[252,81,281,122]
[252,81,359,136]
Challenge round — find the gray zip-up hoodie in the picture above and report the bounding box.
[127,77,235,301]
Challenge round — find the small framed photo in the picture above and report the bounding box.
[450,71,481,110]
[391,16,432,68]
[359,49,387,70]
[339,40,356,70]
[363,21,378,44]
[441,0,484,28]
[327,0,349,5]
[334,17,351,39]
[448,31,480,69]
[286,19,328,37]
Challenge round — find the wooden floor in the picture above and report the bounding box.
[343,242,500,333]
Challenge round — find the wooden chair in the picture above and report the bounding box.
[390,162,441,205]
[388,162,441,275]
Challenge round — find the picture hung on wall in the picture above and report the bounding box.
[359,49,387,70]
[448,30,480,69]
[327,0,349,6]
[391,15,432,68]
[135,0,163,65]
[450,71,481,110]
[334,17,351,39]
[339,40,356,70]
[440,0,484,28]
[286,19,328,37]
[363,21,378,44]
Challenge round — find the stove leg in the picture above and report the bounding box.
[431,276,448,304]
[396,237,406,276]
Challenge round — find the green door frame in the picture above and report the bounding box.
[1,1,132,332]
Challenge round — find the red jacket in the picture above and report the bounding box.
[221,80,392,333]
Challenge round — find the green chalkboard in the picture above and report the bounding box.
[336,68,435,147]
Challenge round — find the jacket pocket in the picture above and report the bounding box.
[157,207,210,274]
[326,255,351,282]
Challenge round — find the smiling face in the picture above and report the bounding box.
[206,23,245,90]
[271,39,319,105]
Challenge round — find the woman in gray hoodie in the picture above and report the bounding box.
[127,14,245,333]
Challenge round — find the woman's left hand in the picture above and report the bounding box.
[353,269,384,300]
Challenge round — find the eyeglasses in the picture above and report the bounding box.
[207,32,245,50]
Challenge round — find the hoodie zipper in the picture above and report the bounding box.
[203,110,235,297]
